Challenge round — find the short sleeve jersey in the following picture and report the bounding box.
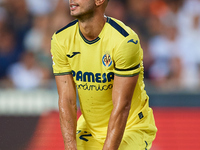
[51,17,154,143]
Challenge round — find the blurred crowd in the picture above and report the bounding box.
[0,0,200,91]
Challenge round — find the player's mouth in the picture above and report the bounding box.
[70,3,79,11]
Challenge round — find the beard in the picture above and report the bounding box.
[70,3,96,21]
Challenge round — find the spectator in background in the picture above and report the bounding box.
[24,15,49,53]
[147,0,200,90]
[0,2,6,30]
[126,0,152,41]
[0,0,73,89]
[25,0,58,16]
[0,29,21,80]
[4,0,32,52]
[148,23,182,90]
[7,51,50,90]
[176,0,200,90]
[163,0,200,90]
[105,0,126,22]
[24,0,72,75]
[0,0,32,87]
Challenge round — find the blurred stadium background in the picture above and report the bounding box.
[0,0,200,149]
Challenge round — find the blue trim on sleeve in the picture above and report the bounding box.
[107,17,129,37]
[54,72,72,76]
[115,64,140,71]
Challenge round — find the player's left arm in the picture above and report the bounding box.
[103,75,138,149]
[103,34,142,150]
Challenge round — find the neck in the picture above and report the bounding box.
[78,14,107,41]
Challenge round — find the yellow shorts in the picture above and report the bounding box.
[76,129,156,150]
[76,130,103,150]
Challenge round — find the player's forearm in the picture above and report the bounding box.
[59,99,77,150]
[103,105,130,150]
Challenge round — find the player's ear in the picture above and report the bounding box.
[95,0,106,6]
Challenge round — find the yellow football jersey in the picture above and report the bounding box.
[51,17,157,144]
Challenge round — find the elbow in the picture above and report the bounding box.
[114,101,131,117]
[124,103,131,112]
[121,98,132,112]
[122,103,131,116]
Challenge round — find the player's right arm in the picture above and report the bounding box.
[51,33,77,150]
[55,74,77,150]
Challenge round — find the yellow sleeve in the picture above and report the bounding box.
[113,34,142,77]
[50,33,72,75]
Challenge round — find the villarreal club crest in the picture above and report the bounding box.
[102,54,112,67]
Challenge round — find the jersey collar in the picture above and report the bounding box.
[79,29,100,44]
[78,17,109,45]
